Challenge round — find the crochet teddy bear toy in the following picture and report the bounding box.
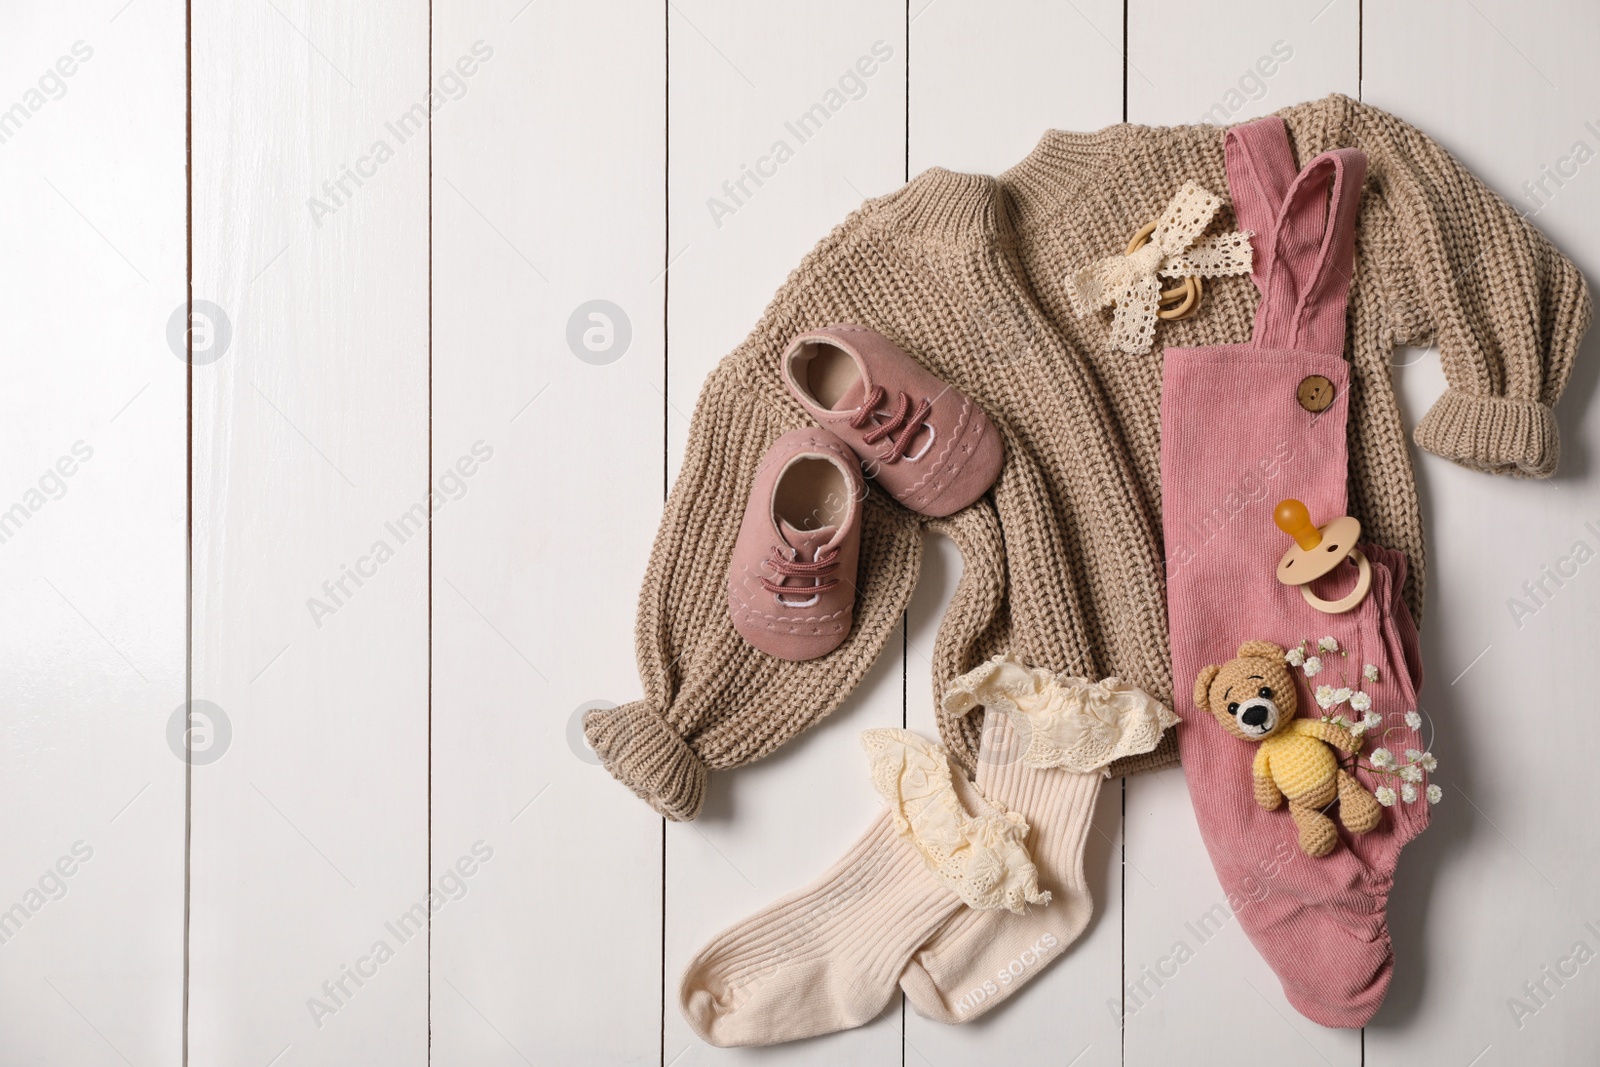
[1194,640,1382,857]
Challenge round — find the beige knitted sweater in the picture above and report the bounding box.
[586,94,1590,821]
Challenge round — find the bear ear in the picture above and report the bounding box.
[1193,665,1221,709]
[1236,640,1286,660]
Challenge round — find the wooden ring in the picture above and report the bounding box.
[1159,276,1202,320]
[1124,221,1159,256]
[1124,220,1203,321]
[1300,548,1372,614]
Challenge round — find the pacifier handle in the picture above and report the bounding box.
[1301,548,1372,614]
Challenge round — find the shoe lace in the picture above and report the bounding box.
[849,385,932,463]
[761,545,841,598]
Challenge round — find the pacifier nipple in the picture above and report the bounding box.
[1274,498,1323,550]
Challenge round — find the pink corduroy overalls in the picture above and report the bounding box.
[1160,116,1430,1028]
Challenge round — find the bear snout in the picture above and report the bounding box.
[1235,698,1279,736]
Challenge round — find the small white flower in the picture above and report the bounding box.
[1331,687,1351,706]
[1285,647,1306,666]
[1375,786,1397,807]
[1362,712,1382,731]
[1363,664,1380,682]
[1315,685,1337,709]
[1349,691,1372,713]
[1426,783,1443,804]
[1318,636,1339,653]
[1401,782,1418,803]
[1350,723,1367,737]
[1404,710,1423,730]
[1303,656,1324,677]
[1370,748,1396,770]
[1417,751,1438,772]
[1400,765,1423,783]
[1405,748,1423,762]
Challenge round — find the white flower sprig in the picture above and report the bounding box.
[1282,637,1441,806]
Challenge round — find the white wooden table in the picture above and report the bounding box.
[4,1,1597,1063]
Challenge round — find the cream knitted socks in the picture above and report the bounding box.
[680,807,959,1046]
[679,728,1047,1047]
[680,660,1176,1046]
[900,708,1102,1021]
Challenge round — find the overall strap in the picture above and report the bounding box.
[1223,116,1298,291]
[1225,118,1368,355]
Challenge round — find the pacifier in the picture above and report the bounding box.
[1273,498,1372,614]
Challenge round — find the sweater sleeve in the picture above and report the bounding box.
[1350,101,1591,478]
[584,350,924,821]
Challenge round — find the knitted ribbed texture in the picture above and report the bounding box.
[591,94,1590,819]
[900,709,1101,1022]
[679,810,959,1046]
[1413,388,1561,477]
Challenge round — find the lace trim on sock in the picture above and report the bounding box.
[861,728,1049,914]
[943,654,1180,775]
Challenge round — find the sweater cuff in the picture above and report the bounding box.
[584,700,706,821]
[1414,388,1560,479]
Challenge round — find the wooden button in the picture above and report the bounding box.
[1297,374,1335,413]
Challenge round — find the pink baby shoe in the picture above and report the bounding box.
[780,325,1002,517]
[727,428,866,661]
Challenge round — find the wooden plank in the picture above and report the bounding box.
[1124,3,1362,1062]
[905,2,1125,1061]
[1363,2,1600,1062]
[910,0,1126,171]
[188,2,431,1062]
[662,2,909,1063]
[429,0,666,1063]
[0,2,185,1062]
[1129,0,1357,127]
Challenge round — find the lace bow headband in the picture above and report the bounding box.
[1065,180,1253,354]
